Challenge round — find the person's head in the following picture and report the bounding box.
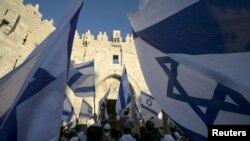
[83,125,88,132]
[67,130,77,140]
[140,126,146,136]
[158,127,165,136]
[87,124,103,141]
[104,123,111,136]
[132,133,139,141]
[146,120,154,132]
[172,131,181,140]
[123,123,132,134]
[74,124,84,132]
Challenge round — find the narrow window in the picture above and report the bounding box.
[113,55,119,64]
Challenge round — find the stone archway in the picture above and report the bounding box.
[95,73,139,124]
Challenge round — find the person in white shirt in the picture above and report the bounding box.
[161,134,175,141]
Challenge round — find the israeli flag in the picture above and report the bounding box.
[79,99,93,119]
[129,0,250,140]
[99,86,111,121]
[62,94,74,123]
[116,67,132,117]
[67,60,95,97]
[0,0,83,140]
[141,91,161,117]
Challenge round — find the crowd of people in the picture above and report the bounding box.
[60,111,190,141]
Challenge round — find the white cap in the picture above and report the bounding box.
[173,132,181,140]
[104,123,111,130]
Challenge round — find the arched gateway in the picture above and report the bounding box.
[96,73,140,125]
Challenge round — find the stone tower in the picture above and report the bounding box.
[70,29,150,124]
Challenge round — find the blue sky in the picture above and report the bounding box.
[24,0,140,38]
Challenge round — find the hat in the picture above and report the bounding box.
[173,131,181,139]
[104,123,111,130]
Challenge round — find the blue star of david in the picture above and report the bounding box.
[156,56,250,126]
[146,98,153,107]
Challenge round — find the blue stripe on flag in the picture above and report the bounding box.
[79,113,91,117]
[134,1,250,55]
[127,95,131,105]
[63,111,71,116]
[141,104,158,117]
[118,81,126,109]
[67,3,83,71]
[75,86,95,93]
[67,72,83,87]
[141,91,155,100]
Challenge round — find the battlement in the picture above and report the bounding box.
[82,30,134,47]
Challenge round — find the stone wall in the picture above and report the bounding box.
[0,0,55,76]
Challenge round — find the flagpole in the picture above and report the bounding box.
[120,46,123,67]
[73,106,79,125]
[162,110,170,134]
[130,89,140,134]
[93,95,96,114]
[92,58,96,122]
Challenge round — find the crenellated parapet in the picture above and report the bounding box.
[125,34,133,43]
[82,30,95,47]
[97,31,108,41]
[81,30,134,47]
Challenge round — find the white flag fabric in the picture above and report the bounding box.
[116,67,132,117]
[99,86,111,122]
[0,0,83,140]
[141,91,161,117]
[129,0,250,140]
[79,99,93,119]
[62,94,74,123]
[67,60,95,97]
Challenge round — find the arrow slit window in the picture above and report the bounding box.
[113,55,119,64]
